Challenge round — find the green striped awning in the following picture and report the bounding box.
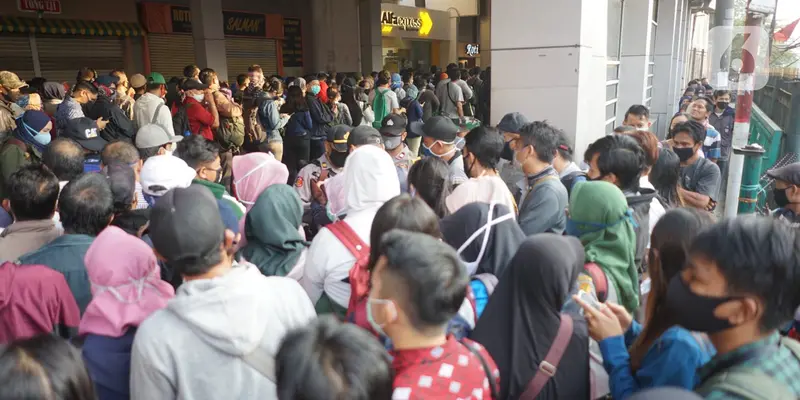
[0,16,143,37]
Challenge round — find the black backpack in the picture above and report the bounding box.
[172,104,191,136]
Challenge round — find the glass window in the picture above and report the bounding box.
[606,83,619,100]
[607,0,624,60]
[606,102,617,122]
[607,63,620,81]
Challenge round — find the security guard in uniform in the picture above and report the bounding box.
[379,114,417,193]
[294,124,350,206]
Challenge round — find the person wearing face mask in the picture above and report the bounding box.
[710,90,735,184]
[672,121,721,211]
[231,152,289,247]
[672,217,800,399]
[379,114,415,189]
[305,77,334,161]
[410,116,468,187]
[445,126,516,215]
[135,123,183,161]
[174,134,245,219]
[133,73,173,135]
[181,78,219,142]
[55,81,108,136]
[622,105,652,130]
[765,163,800,228]
[0,111,52,196]
[366,229,499,399]
[109,70,136,120]
[293,125,350,207]
[0,72,27,137]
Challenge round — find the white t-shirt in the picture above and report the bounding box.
[368,87,400,117]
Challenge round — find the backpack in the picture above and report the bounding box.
[172,104,191,137]
[694,337,800,400]
[216,115,245,151]
[561,170,587,197]
[326,221,371,323]
[583,263,609,302]
[371,89,389,129]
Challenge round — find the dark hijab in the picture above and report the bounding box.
[41,82,66,101]
[439,203,524,278]
[341,78,363,126]
[471,234,590,400]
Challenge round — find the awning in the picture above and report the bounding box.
[0,16,144,37]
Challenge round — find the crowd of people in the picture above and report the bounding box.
[0,62,798,400]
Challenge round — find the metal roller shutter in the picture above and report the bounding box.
[37,36,124,83]
[149,34,196,80]
[0,34,34,80]
[225,38,278,83]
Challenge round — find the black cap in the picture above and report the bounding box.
[61,117,108,152]
[767,163,800,185]
[379,114,407,136]
[410,116,459,143]
[497,112,530,134]
[181,79,209,91]
[327,125,351,152]
[149,185,225,266]
[348,126,383,148]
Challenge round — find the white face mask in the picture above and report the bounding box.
[457,202,515,275]
[233,160,270,205]
[191,93,205,102]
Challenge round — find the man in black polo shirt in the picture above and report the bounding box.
[410,116,468,187]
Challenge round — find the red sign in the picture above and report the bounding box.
[18,0,62,14]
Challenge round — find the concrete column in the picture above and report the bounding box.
[491,0,607,159]
[670,0,687,116]
[712,0,735,89]
[190,0,227,79]
[448,12,458,65]
[650,0,679,137]
[359,0,383,73]
[617,0,656,123]
[478,4,490,66]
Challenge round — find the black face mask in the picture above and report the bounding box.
[463,153,474,178]
[717,101,729,110]
[774,188,791,208]
[674,147,695,162]
[501,141,514,161]
[328,151,348,169]
[665,276,739,334]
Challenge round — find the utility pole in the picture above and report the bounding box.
[714,0,736,88]
[724,0,774,217]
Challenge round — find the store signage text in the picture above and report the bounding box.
[169,7,267,37]
[18,0,62,14]
[380,10,433,36]
[465,43,480,57]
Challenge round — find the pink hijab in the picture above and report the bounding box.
[79,226,174,337]
[232,153,290,244]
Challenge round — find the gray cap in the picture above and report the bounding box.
[767,162,800,185]
[497,112,530,134]
[136,124,183,149]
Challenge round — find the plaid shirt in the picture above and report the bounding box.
[699,333,800,399]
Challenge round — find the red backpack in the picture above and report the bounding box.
[326,221,372,327]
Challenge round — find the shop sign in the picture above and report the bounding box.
[223,11,266,37]
[283,18,304,68]
[465,43,480,57]
[170,6,193,34]
[18,0,61,14]
[380,10,433,36]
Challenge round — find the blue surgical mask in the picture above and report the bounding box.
[23,122,51,146]
[366,297,395,337]
[421,143,435,158]
[310,85,321,96]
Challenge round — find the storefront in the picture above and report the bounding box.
[380,4,452,73]
[139,3,285,83]
[458,42,480,69]
[0,0,143,82]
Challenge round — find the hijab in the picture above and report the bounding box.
[238,185,309,277]
[79,226,175,337]
[232,152,289,245]
[344,145,401,214]
[568,181,639,312]
[42,81,66,101]
[440,202,524,277]
[14,110,50,153]
[471,234,590,400]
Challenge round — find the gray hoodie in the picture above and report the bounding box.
[130,262,316,400]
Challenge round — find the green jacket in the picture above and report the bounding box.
[0,139,42,199]
[192,179,246,219]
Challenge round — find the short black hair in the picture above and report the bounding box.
[101,140,140,167]
[464,126,504,170]
[0,335,96,400]
[276,316,393,400]
[368,194,441,270]
[104,163,136,215]
[138,145,163,162]
[714,89,731,99]
[199,68,216,86]
[72,81,97,96]
[43,138,85,182]
[690,216,800,332]
[59,173,114,236]
[183,64,199,78]
[236,73,249,87]
[649,148,682,207]
[671,121,706,145]
[556,130,575,162]
[693,97,714,113]
[624,104,650,121]
[377,229,469,334]
[407,157,452,219]
[174,134,220,169]
[518,120,562,163]
[7,165,59,221]
[584,135,646,192]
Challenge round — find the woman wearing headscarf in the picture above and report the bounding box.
[568,181,639,312]
[391,73,406,100]
[79,226,175,400]
[0,111,51,198]
[231,152,289,245]
[41,81,66,117]
[471,234,590,400]
[238,185,308,280]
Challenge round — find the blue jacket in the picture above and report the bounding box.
[19,234,94,313]
[284,110,313,138]
[306,94,333,140]
[82,329,136,400]
[599,321,714,400]
[405,99,424,138]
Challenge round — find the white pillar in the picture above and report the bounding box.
[650,0,679,138]
[448,12,458,65]
[359,0,383,73]
[670,0,688,116]
[617,0,656,123]
[490,0,607,159]
[190,0,227,79]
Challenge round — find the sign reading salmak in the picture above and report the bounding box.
[223,11,266,37]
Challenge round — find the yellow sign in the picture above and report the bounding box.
[419,11,432,36]
[380,9,433,37]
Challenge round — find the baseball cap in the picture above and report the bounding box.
[410,116,459,143]
[380,114,407,150]
[767,163,800,185]
[140,155,196,197]
[327,124,351,152]
[182,79,209,91]
[497,112,530,134]
[129,73,147,89]
[95,75,120,87]
[146,72,166,86]
[149,184,225,266]
[61,117,108,152]
[348,125,383,148]
[0,71,28,90]
[136,124,183,149]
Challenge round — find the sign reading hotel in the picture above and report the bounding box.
[18,0,62,14]
[381,9,433,37]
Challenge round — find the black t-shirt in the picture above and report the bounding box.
[680,158,721,200]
